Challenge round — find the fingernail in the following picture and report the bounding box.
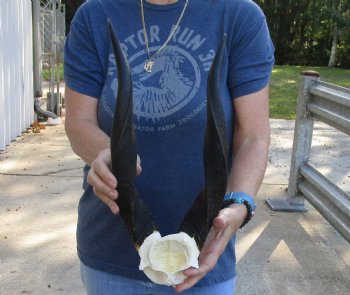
[112,206,119,214]
[109,191,117,199]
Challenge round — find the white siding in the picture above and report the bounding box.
[0,0,34,150]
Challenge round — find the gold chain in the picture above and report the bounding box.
[140,0,188,72]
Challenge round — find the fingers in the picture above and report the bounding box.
[175,274,203,293]
[185,251,218,276]
[87,150,143,215]
[176,255,217,293]
[176,232,224,292]
[87,149,119,214]
[176,207,247,292]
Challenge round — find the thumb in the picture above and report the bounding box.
[213,205,246,231]
[212,212,228,230]
[216,205,249,233]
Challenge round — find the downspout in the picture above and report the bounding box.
[32,0,60,123]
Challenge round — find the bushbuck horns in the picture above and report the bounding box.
[107,19,228,251]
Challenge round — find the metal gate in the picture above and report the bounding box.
[266,70,350,243]
[39,0,65,116]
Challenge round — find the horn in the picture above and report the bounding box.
[108,20,158,249]
[179,35,228,249]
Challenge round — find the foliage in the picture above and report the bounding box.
[42,63,64,81]
[255,0,350,68]
[58,1,350,67]
[61,0,85,33]
[46,0,350,108]
[269,65,350,119]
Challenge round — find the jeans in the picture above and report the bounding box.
[80,262,235,295]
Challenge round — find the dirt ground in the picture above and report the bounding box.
[0,119,349,295]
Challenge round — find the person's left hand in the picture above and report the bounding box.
[175,204,248,293]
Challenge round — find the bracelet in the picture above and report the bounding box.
[222,192,256,228]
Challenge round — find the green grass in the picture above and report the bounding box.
[42,63,64,82]
[270,65,350,119]
[43,64,350,120]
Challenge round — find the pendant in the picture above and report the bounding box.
[144,60,154,73]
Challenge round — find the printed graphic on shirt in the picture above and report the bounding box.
[131,46,200,121]
[100,26,215,133]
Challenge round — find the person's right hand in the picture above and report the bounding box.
[87,148,142,214]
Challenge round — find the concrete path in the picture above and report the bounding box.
[0,119,349,295]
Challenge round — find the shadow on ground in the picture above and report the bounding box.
[0,119,349,295]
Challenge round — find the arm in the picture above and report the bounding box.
[176,85,270,293]
[227,85,270,196]
[64,86,110,166]
[65,86,120,213]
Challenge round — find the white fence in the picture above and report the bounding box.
[0,0,34,150]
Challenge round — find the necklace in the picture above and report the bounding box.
[140,0,188,73]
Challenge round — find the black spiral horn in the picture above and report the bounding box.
[178,34,228,249]
[108,20,158,249]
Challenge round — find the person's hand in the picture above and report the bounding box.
[87,148,142,214]
[175,204,247,293]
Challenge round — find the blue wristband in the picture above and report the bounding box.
[222,192,256,228]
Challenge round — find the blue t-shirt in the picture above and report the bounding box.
[64,0,274,286]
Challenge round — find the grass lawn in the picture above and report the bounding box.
[269,65,350,119]
[43,64,350,120]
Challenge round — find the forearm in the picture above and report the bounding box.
[64,86,110,166]
[65,118,110,166]
[223,86,270,224]
[226,136,269,197]
[227,86,270,197]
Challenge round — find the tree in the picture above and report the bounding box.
[326,0,350,67]
[255,0,350,68]
[61,0,85,33]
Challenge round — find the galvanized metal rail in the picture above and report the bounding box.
[266,70,350,243]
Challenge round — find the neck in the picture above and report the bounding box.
[145,0,178,4]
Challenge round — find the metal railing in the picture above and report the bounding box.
[266,70,350,243]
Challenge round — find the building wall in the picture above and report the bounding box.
[0,0,34,150]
